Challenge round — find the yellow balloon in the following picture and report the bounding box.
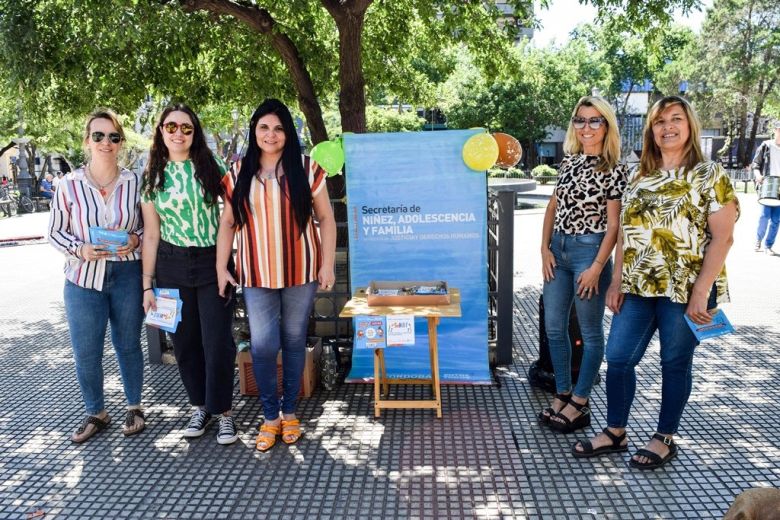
[462,133,499,171]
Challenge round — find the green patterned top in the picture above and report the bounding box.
[620,161,739,304]
[142,156,228,247]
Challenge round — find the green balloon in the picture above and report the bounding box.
[311,140,345,175]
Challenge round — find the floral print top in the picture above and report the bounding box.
[620,161,739,304]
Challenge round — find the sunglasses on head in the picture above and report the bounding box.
[571,116,606,130]
[91,132,122,144]
[162,122,194,135]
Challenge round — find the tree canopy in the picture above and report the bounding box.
[1,0,748,176]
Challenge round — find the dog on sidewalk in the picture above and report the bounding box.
[723,488,780,520]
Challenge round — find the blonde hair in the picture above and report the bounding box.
[563,96,621,172]
[638,96,704,177]
[82,108,126,160]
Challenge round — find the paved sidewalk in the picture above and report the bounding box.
[0,193,778,519]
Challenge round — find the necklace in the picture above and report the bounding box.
[86,165,119,196]
[257,167,282,180]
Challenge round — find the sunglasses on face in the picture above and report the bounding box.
[91,132,122,144]
[162,122,195,135]
[571,117,606,130]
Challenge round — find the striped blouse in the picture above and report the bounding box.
[48,167,144,291]
[223,159,326,288]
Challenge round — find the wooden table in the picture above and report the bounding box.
[339,288,461,418]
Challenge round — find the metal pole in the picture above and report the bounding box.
[496,189,514,365]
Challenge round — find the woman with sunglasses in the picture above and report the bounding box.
[538,96,627,434]
[48,108,145,443]
[573,97,738,469]
[216,98,336,452]
[141,104,238,445]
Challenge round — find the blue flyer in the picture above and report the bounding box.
[88,226,128,253]
[684,309,735,341]
[354,316,387,350]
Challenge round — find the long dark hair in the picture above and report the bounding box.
[232,98,312,234]
[143,104,222,205]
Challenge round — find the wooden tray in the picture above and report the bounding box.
[366,280,450,306]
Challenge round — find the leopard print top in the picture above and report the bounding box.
[553,154,627,235]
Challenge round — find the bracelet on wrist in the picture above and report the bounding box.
[593,258,605,265]
[143,287,154,292]
[142,273,154,279]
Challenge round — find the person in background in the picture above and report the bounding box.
[141,104,238,445]
[47,108,145,443]
[216,98,336,452]
[39,173,55,199]
[573,96,738,470]
[538,96,627,434]
[752,119,780,255]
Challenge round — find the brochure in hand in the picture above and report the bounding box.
[88,226,128,253]
[144,288,183,333]
[684,309,735,341]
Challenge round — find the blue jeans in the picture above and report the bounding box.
[543,232,612,398]
[243,282,317,419]
[756,204,780,248]
[605,294,699,434]
[64,260,144,415]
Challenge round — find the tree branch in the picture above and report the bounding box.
[178,0,328,143]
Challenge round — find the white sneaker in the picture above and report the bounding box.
[766,247,776,256]
[755,241,762,252]
[183,409,212,438]
[217,415,239,445]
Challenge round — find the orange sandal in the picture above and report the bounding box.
[281,418,302,445]
[255,422,281,452]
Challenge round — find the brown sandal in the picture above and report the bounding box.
[122,409,145,437]
[71,414,111,443]
[281,418,302,445]
[255,422,281,452]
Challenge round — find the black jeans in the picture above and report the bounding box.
[156,240,236,415]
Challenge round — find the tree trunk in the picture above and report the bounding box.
[526,139,537,170]
[0,142,15,157]
[336,19,366,132]
[179,0,328,144]
[321,0,373,199]
[736,97,749,166]
[322,0,372,134]
[212,132,225,160]
[40,153,50,179]
[748,76,778,163]
[26,143,38,180]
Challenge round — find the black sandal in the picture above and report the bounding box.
[572,427,628,458]
[71,414,111,443]
[549,399,591,434]
[122,409,146,437]
[538,393,571,425]
[628,433,678,470]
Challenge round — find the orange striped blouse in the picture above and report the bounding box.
[223,159,326,288]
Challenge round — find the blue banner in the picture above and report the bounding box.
[344,130,491,383]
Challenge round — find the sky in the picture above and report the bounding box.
[533,0,714,47]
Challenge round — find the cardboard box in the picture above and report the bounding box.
[238,337,321,398]
[367,280,450,306]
